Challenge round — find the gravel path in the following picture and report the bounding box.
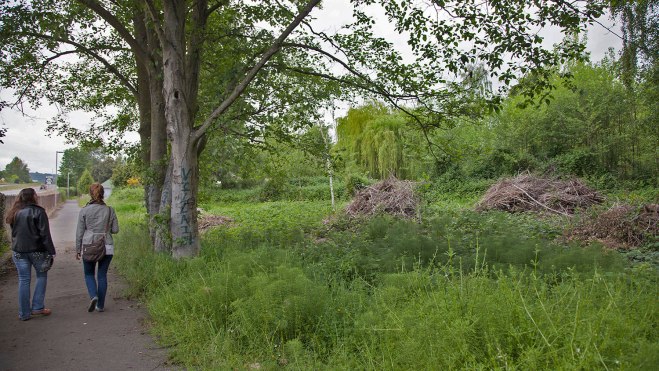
[0,200,173,370]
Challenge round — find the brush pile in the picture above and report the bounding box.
[476,173,604,215]
[198,214,233,233]
[345,177,418,218]
[566,204,659,249]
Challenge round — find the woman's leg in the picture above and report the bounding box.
[31,268,48,311]
[82,260,98,300]
[96,255,113,309]
[12,255,32,320]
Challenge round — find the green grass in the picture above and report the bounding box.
[199,178,349,204]
[109,184,659,370]
[200,200,340,253]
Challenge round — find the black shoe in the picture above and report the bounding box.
[88,297,98,312]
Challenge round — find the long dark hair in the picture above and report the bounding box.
[5,188,38,225]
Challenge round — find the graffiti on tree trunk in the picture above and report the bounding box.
[177,166,194,246]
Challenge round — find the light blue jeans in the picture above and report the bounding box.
[83,254,113,309]
[12,253,49,320]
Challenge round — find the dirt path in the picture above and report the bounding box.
[0,200,173,370]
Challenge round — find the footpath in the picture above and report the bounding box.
[0,200,172,370]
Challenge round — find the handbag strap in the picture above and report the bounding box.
[103,206,112,234]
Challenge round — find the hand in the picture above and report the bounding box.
[76,253,81,260]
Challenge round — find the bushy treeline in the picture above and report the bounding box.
[191,58,656,204]
[335,59,657,187]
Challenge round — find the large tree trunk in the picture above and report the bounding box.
[133,3,168,246]
[133,7,152,214]
[154,160,172,253]
[147,68,167,231]
[147,17,167,241]
[162,0,201,258]
[135,65,151,212]
[169,140,200,258]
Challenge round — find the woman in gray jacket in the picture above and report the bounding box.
[76,183,119,312]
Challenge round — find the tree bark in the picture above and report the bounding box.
[162,0,200,258]
[154,159,172,253]
[134,3,167,243]
[147,66,166,219]
[133,11,152,212]
[169,140,200,258]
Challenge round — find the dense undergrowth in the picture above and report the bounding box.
[111,183,658,370]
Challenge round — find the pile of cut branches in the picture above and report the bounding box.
[345,177,418,218]
[566,204,659,249]
[198,214,234,233]
[476,173,604,215]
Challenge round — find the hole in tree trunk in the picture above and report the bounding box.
[174,90,179,99]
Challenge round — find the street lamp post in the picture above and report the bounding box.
[55,151,64,187]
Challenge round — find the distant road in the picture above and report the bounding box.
[1,182,113,198]
[0,185,58,196]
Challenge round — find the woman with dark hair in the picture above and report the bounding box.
[6,188,56,321]
[76,182,119,312]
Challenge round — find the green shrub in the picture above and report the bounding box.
[345,173,369,196]
[334,268,658,370]
[553,148,600,177]
[259,177,288,201]
[111,161,140,189]
[470,148,539,178]
[77,169,94,195]
[305,212,625,285]
[421,172,493,201]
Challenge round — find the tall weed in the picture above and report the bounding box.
[110,185,656,370]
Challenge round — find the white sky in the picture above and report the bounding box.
[0,1,622,174]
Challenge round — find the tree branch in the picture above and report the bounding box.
[20,31,137,96]
[76,0,150,64]
[186,0,208,116]
[193,0,322,142]
[42,49,78,65]
[144,0,166,47]
[207,0,230,19]
[280,43,420,100]
[553,0,623,40]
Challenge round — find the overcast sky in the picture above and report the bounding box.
[0,2,622,174]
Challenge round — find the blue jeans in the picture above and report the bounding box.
[83,254,113,309]
[12,253,49,320]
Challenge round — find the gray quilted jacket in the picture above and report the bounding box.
[75,203,119,254]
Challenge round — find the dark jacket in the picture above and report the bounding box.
[10,204,56,255]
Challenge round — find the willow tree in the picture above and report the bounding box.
[336,103,414,179]
[0,0,607,258]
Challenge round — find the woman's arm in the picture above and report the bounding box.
[75,209,86,254]
[110,207,119,234]
[38,211,56,256]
